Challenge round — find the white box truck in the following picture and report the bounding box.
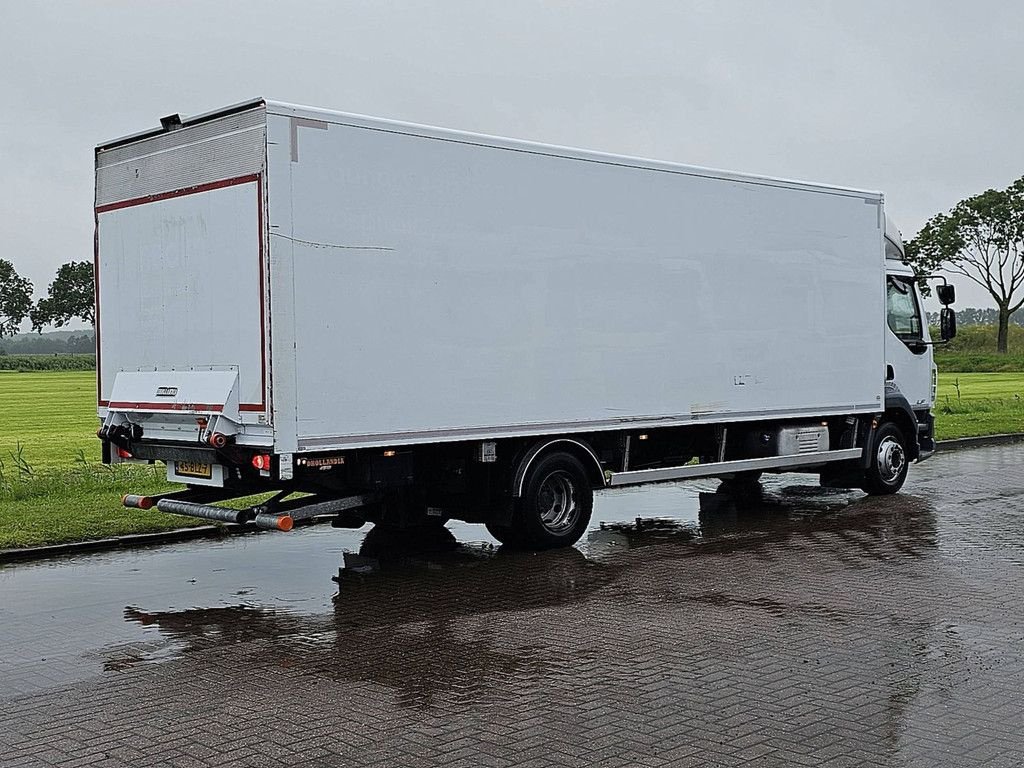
[96,99,957,548]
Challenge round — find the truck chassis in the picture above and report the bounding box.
[108,406,931,548]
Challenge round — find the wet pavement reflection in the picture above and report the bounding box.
[2,445,1024,766]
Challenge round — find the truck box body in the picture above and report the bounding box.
[96,99,885,459]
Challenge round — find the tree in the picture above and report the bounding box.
[67,333,95,353]
[906,177,1024,353]
[31,261,95,331]
[0,259,33,338]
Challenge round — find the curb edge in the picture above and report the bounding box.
[937,432,1024,451]
[0,524,241,563]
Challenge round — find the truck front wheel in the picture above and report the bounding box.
[487,452,594,549]
[861,422,909,495]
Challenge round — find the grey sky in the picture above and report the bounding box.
[3,0,1023,317]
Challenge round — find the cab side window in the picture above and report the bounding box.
[887,277,922,340]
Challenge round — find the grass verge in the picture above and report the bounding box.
[935,372,1024,440]
[0,461,193,550]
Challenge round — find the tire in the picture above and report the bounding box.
[732,470,763,484]
[719,470,763,492]
[485,521,520,547]
[861,422,909,495]
[373,490,448,530]
[502,451,594,550]
[717,472,764,504]
[360,520,458,559]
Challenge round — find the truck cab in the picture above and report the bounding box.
[882,216,940,468]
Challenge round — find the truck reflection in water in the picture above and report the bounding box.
[590,481,937,562]
[125,529,616,709]
[122,482,939,711]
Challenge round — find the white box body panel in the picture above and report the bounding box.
[264,102,885,451]
[95,106,268,425]
[97,182,264,409]
[98,100,887,454]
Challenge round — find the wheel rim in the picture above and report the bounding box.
[536,471,579,533]
[876,436,906,484]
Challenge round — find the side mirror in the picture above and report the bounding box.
[936,283,956,306]
[940,307,957,342]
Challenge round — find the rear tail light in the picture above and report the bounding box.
[252,454,272,471]
[117,447,133,459]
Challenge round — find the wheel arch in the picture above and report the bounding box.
[862,394,920,467]
[512,438,606,497]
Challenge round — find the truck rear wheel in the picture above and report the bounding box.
[489,451,594,550]
[861,422,909,495]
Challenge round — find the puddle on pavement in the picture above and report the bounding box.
[0,473,914,699]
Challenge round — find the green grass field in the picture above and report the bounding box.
[0,371,100,468]
[0,370,187,548]
[1,366,1023,549]
[935,372,1024,439]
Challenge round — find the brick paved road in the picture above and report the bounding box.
[2,444,1024,767]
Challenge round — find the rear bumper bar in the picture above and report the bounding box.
[127,442,219,464]
[122,487,379,533]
